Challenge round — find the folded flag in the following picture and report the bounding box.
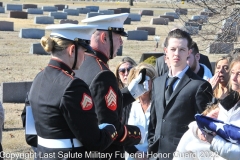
[195,114,240,144]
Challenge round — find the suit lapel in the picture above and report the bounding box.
[156,73,168,109]
[166,68,193,106]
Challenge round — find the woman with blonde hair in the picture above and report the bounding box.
[209,55,233,99]
[125,62,157,160]
[28,24,117,159]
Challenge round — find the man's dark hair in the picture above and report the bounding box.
[190,41,199,55]
[165,29,192,49]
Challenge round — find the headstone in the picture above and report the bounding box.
[117,8,130,13]
[0,21,14,31]
[215,29,238,42]
[42,6,58,12]
[139,10,153,16]
[34,16,54,24]
[117,46,122,56]
[49,12,67,19]
[150,18,168,25]
[175,8,188,15]
[86,6,99,12]
[29,43,49,55]
[124,17,131,24]
[128,13,141,21]
[60,19,78,24]
[159,15,174,22]
[127,30,148,41]
[185,22,202,30]
[63,9,79,16]
[9,11,27,19]
[136,27,155,35]
[0,7,4,13]
[200,11,213,17]
[184,26,199,35]
[27,8,43,14]
[164,12,179,19]
[98,10,114,15]
[19,28,45,39]
[188,19,203,24]
[23,4,37,9]
[206,42,234,54]
[5,4,22,11]
[77,8,90,14]
[191,15,208,23]
[54,4,67,11]
[86,12,103,18]
[1,81,32,103]
[108,9,121,14]
[139,53,164,62]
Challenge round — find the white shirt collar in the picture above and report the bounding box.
[168,65,189,79]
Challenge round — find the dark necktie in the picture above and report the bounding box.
[165,77,178,104]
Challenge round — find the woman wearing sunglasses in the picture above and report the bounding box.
[115,57,137,89]
[114,57,137,125]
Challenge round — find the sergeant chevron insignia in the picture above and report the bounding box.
[80,93,93,110]
[105,86,117,111]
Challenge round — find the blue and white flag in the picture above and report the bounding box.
[195,114,240,144]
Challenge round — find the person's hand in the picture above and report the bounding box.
[208,72,220,90]
[202,131,216,144]
[197,128,207,141]
[135,151,148,160]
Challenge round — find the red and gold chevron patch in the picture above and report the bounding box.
[80,93,93,110]
[105,87,117,111]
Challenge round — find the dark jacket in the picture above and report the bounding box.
[75,50,142,160]
[28,58,116,160]
[148,68,213,160]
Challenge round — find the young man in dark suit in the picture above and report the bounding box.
[148,29,213,160]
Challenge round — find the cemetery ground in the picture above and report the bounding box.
[0,0,238,159]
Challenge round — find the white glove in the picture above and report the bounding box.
[128,73,150,99]
[98,123,116,130]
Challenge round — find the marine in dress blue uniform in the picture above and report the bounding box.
[28,24,118,160]
[75,14,148,159]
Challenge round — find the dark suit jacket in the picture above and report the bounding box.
[155,54,213,77]
[148,68,212,160]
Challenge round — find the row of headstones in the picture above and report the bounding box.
[0,4,132,13]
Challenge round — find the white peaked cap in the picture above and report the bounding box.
[45,24,98,41]
[81,13,129,30]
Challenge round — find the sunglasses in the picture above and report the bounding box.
[118,67,132,74]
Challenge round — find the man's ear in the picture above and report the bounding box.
[195,53,200,61]
[100,32,107,43]
[164,47,167,54]
[68,44,75,57]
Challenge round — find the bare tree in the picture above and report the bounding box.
[166,0,240,52]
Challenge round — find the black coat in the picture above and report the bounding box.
[29,58,116,160]
[148,68,213,160]
[75,51,142,160]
